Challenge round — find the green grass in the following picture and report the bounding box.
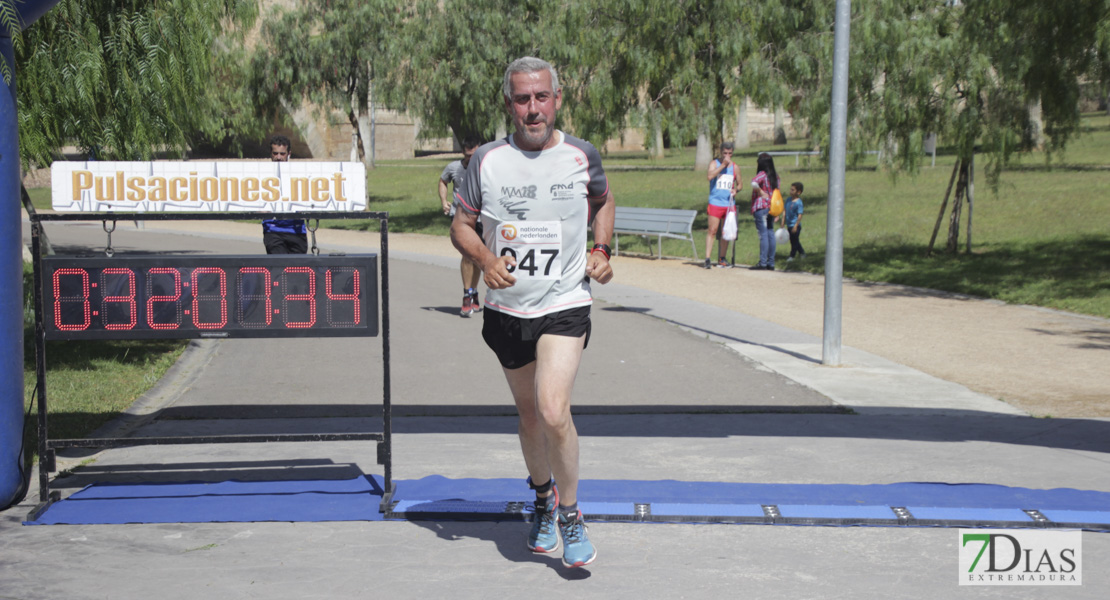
[14,112,1106,480]
[772,113,1110,318]
[19,265,188,469]
[18,112,1109,459]
[351,115,1110,319]
[30,116,1109,317]
[24,186,50,210]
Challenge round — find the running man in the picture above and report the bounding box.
[450,56,615,568]
[438,135,483,316]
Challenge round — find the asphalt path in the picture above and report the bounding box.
[2,219,1107,599]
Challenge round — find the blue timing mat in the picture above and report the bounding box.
[24,475,1110,531]
[26,477,388,525]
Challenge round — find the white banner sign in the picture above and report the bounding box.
[51,161,367,212]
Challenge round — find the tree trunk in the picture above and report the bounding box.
[924,133,937,167]
[735,96,750,149]
[650,114,665,160]
[966,155,975,253]
[1027,98,1045,150]
[946,160,969,254]
[347,107,366,164]
[773,104,787,145]
[362,75,375,168]
[694,123,712,171]
[927,158,961,256]
[348,79,370,169]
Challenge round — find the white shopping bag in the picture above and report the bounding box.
[722,205,738,241]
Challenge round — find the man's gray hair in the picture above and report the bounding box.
[502,57,561,100]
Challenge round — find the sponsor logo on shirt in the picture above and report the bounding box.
[501,185,537,199]
[498,199,529,220]
[550,183,576,201]
[499,224,518,241]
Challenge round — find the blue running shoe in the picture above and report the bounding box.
[558,509,596,568]
[527,486,560,553]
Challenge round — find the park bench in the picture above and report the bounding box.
[611,206,699,260]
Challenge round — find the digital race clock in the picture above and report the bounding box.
[41,254,378,340]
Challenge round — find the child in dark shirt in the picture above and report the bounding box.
[785,182,806,260]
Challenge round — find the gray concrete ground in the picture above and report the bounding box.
[2,219,1108,599]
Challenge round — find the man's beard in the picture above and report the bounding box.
[518,119,553,148]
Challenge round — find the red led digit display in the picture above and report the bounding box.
[42,255,378,340]
[325,267,361,327]
[237,267,272,328]
[281,266,317,328]
[146,267,183,330]
[52,268,91,331]
[100,268,137,330]
[191,267,228,329]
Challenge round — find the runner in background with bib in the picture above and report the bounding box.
[451,56,614,569]
[438,135,483,316]
[705,141,738,268]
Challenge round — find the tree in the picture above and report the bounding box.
[1093,10,1110,116]
[383,0,564,145]
[1,0,23,87]
[249,0,400,169]
[567,1,765,169]
[775,0,1109,252]
[15,0,262,166]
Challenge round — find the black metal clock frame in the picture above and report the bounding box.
[26,211,395,520]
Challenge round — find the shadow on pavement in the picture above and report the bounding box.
[49,406,1110,452]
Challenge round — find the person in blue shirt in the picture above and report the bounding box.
[704,142,738,269]
[262,135,307,254]
[785,181,806,261]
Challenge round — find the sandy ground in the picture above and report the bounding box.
[122,220,1109,418]
[611,251,1110,418]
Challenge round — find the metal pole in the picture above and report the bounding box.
[379,215,392,505]
[823,0,851,366]
[31,223,57,503]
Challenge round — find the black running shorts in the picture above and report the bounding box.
[481,306,591,370]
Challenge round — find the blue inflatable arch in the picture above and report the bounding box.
[1,0,62,509]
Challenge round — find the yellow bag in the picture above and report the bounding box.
[769,188,784,217]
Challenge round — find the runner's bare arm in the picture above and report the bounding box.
[438,179,452,214]
[450,209,517,289]
[707,158,729,181]
[586,190,615,284]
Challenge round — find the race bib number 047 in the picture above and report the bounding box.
[495,221,562,280]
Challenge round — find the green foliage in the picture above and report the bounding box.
[20,264,187,462]
[320,112,1110,318]
[565,0,765,150]
[0,0,23,85]
[382,0,561,143]
[249,0,399,165]
[782,0,1110,182]
[14,0,262,167]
